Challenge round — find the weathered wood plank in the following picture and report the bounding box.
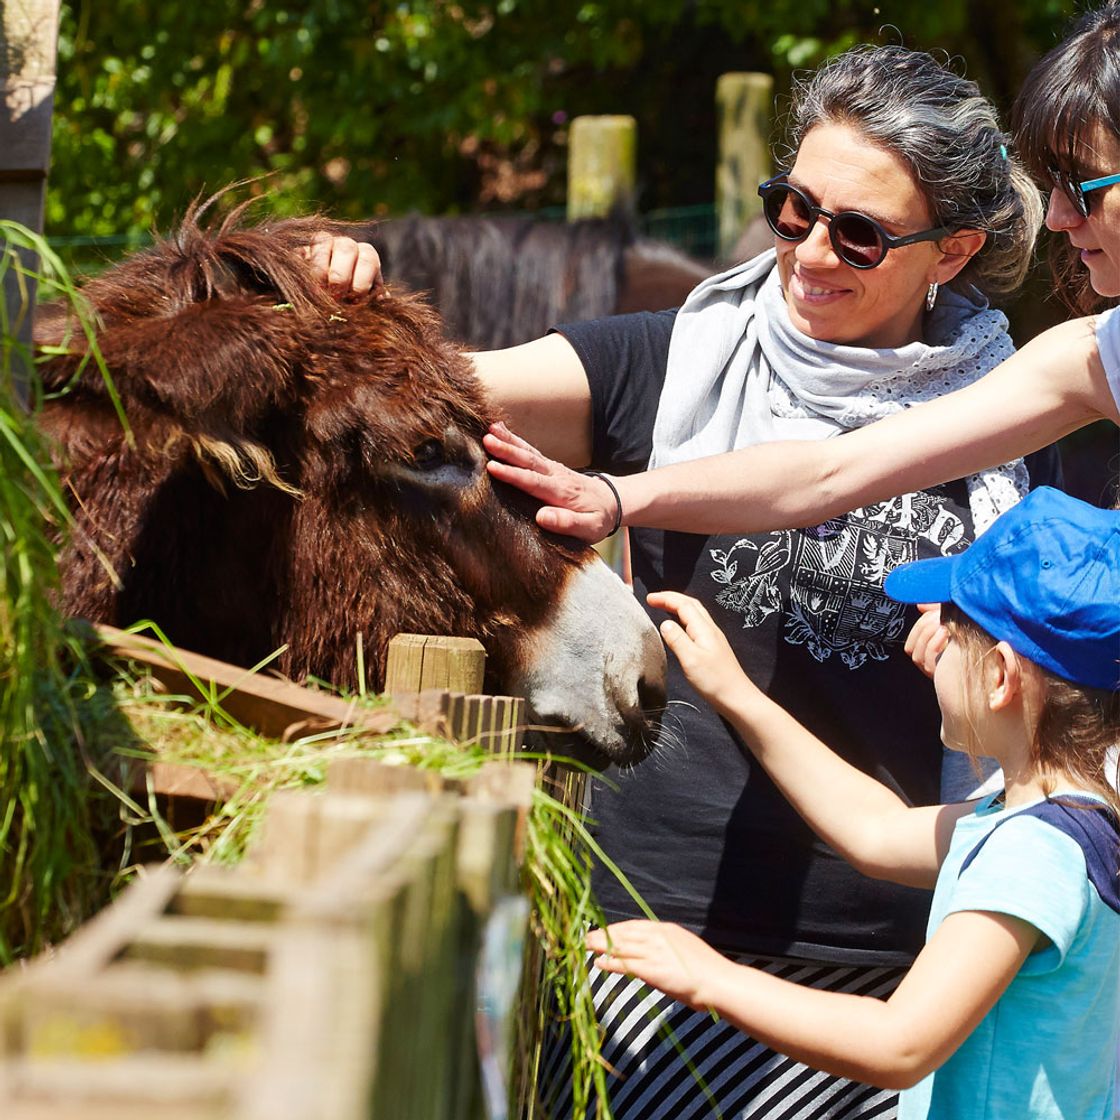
[171,866,292,923]
[129,761,240,804]
[96,623,400,741]
[124,916,275,975]
[238,922,378,1120]
[0,0,60,398]
[0,1055,236,1113]
[16,962,262,1056]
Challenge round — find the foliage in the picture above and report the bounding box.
[51,0,1077,240]
[0,226,122,961]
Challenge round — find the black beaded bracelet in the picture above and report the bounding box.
[582,471,624,536]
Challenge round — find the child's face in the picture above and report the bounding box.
[932,623,978,752]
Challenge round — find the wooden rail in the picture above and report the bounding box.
[0,630,547,1118]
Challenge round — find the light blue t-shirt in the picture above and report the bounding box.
[899,793,1119,1120]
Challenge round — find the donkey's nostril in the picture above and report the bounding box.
[637,671,667,715]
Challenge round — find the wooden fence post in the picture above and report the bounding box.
[567,115,637,221]
[383,634,524,752]
[0,0,60,399]
[715,72,774,261]
[566,114,637,575]
[384,633,486,696]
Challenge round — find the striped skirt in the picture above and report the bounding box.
[538,955,906,1120]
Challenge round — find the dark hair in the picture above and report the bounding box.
[1013,2,1120,314]
[785,45,1043,297]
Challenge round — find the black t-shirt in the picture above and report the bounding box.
[559,309,1062,966]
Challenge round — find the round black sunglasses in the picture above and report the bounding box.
[757,175,950,269]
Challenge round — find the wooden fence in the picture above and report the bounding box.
[0,627,573,1119]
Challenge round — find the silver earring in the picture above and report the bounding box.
[926,282,939,311]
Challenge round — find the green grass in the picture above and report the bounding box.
[95,659,624,1116]
[0,224,123,961]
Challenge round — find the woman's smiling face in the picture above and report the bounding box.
[775,123,952,350]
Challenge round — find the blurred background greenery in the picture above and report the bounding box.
[53,0,1076,238]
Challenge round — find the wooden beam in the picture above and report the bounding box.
[716,72,773,260]
[567,115,637,220]
[384,633,486,696]
[95,623,401,741]
[0,0,60,396]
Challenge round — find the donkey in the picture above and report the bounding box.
[37,197,666,765]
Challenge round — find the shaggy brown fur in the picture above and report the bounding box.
[38,195,594,694]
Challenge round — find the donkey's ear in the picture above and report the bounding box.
[93,298,304,425]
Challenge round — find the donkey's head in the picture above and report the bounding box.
[38,198,665,764]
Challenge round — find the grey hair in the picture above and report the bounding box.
[783,45,1043,297]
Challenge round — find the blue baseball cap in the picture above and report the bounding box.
[884,487,1120,691]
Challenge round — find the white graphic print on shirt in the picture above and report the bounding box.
[710,494,968,670]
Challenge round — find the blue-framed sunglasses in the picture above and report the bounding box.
[1049,167,1120,218]
[758,175,950,269]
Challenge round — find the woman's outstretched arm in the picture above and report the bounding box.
[485,316,1112,541]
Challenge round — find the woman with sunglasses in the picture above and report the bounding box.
[492,45,1058,1120]
[312,44,1053,1120]
[484,6,1120,566]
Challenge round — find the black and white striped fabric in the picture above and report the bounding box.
[539,955,905,1120]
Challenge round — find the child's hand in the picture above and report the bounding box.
[904,604,946,679]
[647,591,754,714]
[586,921,728,1010]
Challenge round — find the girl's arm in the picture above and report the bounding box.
[650,591,972,887]
[485,317,1111,541]
[587,908,1038,1089]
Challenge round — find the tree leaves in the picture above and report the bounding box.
[49,0,1076,241]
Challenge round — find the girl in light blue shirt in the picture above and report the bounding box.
[588,486,1120,1119]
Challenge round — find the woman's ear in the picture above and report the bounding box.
[932,229,987,285]
[986,640,1023,711]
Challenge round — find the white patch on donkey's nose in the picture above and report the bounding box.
[514,559,666,764]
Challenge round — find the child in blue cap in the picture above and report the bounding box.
[587,487,1119,1119]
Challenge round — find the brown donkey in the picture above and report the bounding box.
[38,196,665,765]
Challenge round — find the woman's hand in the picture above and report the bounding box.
[304,233,385,295]
[586,921,729,1010]
[483,422,618,541]
[646,591,755,714]
[903,604,946,679]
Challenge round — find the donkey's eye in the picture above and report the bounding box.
[413,439,444,469]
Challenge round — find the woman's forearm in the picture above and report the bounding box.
[614,320,1105,535]
[613,441,851,533]
[469,337,594,464]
